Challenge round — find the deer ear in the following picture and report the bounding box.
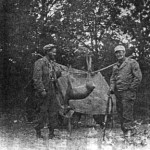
[86,81,95,91]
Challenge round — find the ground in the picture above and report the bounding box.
[0,110,150,150]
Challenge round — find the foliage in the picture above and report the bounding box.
[112,0,150,70]
[0,0,150,109]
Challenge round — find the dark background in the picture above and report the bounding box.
[0,0,150,119]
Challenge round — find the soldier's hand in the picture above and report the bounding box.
[110,90,114,94]
[56,70,62,78]
[41,90,47,97]
[108,88,114,95]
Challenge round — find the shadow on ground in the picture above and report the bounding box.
[0,111,150,150]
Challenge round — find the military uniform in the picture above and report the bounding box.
[33,56,61,137]
[110,57,142,132]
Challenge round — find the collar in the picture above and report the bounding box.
[43,56,49,64]
[43,56,56,66]
[116,57,128,69]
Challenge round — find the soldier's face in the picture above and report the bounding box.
[47,48,56,60]
[115,50,126,60]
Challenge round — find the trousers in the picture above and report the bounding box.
[34,89,60,132]
[115,90,136,131]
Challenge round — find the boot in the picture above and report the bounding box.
[130,128,137,136]
[124,129,131,138]
[48,129,55,139]
[36,130,44,139]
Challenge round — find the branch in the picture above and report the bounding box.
[74,35,92,51]
[142,0,150,6]
[47,0,59,10]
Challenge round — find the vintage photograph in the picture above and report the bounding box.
[0,0,150,150]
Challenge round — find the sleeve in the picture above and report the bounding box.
[130,60,142,90]
[53,63,62,79]
[56,66,62,79]
[33,60,45,93]
[110,67,116,91]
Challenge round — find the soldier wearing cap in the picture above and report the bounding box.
[33,44,62,139]
[110,45,142,137]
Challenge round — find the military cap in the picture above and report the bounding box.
[114,45,125,52]
[43,44,55,51]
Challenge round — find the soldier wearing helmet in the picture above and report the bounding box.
[33,44,61,139]
[110,45,142,137]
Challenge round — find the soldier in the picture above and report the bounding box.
[33,44,62,139]
[109,45,142,137]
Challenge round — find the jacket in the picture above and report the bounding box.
[110,57,142,91]
[33,56,61,93]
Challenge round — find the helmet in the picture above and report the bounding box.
[43,44,55,51]
[114,45,125,52]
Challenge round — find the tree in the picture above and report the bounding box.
[0,0,10,110]
[109,0,150,71]
[0,0,149,111]
[47,0,119,70]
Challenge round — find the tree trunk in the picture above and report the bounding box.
[1,0,10,112]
